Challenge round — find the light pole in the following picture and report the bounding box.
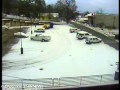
[31,18,32,34]
[29,1,34,34]
[30,16,33,34]
[20,15,23,54]
[18,0,24,54]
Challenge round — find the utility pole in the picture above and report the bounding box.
[20,15,23,54]
[30,14,33,34]
[31,19,32,34]
[19,0,24,54]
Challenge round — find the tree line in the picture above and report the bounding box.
[2,0,79,22]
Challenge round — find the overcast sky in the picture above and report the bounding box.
[45,0,119,14]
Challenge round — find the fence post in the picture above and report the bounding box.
[80,76,82,85]
[114,69,119,80]
[21,80,24,90]
[52,78,54,87]
[58,78,60,87]
[100,75,102,83]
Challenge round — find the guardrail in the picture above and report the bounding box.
[2,74,118,89]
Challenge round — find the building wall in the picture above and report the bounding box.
[94,14,119,29]
[2,19,29,26]
[2,20,12,26]
[88,16,94,26]
[41,13,59,17]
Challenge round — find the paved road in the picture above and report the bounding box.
[70,22,119,50]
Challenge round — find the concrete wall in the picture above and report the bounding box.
[94,14,119,29]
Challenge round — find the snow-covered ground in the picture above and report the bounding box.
[2,25,118,80]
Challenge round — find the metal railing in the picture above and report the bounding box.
[2,74,118,90]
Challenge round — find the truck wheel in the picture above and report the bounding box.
[88,42,91,44]
[42,39,45,42]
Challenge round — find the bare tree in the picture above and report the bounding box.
[96,8,104,14]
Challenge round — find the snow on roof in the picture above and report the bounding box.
[80,18,88,21]
[70,27,77,29]
[2,25,9,29]
[2,19,12,21]
[85,13,93,17]
[77,31,88,34]
[87,36,98,38]
[25,21,31,22]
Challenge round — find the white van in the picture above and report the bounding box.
[76,31,92,39]
[85,36,102,44]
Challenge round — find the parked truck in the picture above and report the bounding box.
[30,34,51,42]
[43,24,50,29]
[69,28,80,33]
[34,28,45,33]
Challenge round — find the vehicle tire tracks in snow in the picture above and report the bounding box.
[3,25,72,71]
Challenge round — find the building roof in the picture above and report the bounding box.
[85,13,96,17]
[77,31,88,34]
[79,18,88,22]
[85,13,93,17]
[25,21,31,23]
[2,19,12,21]
[87,36,97,38]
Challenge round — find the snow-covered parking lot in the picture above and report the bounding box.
[2,25,118,80]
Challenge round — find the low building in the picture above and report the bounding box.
[41,13,59,18]
[94,14,119,29]
[87,13,119,29]
[79,18,88,23]
[2,19,12,26]
[85,13,96,26]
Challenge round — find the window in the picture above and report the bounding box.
[85,33,89,35]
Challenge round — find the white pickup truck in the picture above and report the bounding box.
[30,34,51,42]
